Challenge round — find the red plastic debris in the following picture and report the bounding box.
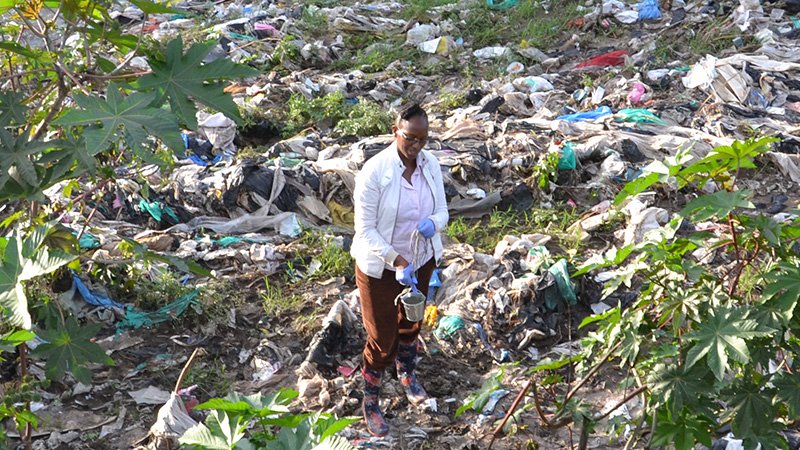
[567,18,584,27]
[337,366,357,377]
[575,50,628,68]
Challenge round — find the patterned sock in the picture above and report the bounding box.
[396,341,428,405]
[362,368,388,436]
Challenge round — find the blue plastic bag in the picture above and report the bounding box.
[637,0,662,20]
[556,106,613,122]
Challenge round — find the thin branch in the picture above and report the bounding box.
[578,419,590,450]
[564,341,623,406]
[487,378,532,450]
[594,386,647,422]
[19,343,32,450]
[174,347,201,393]
[109,14,147,76]
[56,61,91,95]
[32,77,67,141]
[81,70,153,80]
[14,10,47,38]
[76,193,103,243]
[0,68,57,81]
[531,378,552,427]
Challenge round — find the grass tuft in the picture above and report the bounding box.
[446,207,582,253]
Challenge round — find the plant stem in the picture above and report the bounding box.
[109,14,147,76]
[76,192,103,243]
[564,341,622,406]
[174,347,201,393]
[486,378,531,450]
[728,212,740,265]
[530,378,552,427]
[594,386,647,422]
[0,68,56,81]
[81,71,154,80]
[578,418,589,450]
[19,343,32,450]
[32,76,67,141]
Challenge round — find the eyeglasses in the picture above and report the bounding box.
[397,129,428,146]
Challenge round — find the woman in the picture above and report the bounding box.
[351,103,449,436]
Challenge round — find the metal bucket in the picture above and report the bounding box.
[400,291,426,322]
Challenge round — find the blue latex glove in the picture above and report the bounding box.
[396,264,418,289]
[417,218,436,239]
[637,0,661,20]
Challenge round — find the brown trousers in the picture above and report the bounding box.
[356,258,436,370]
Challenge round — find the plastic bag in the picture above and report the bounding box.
[548,259,576,305]
[513,76,554,93]
[615,108,666,125]
[637,0,662,20]
[556,105,613,122]
[558,143,577,170]
[575,50,627,68]
[627,83,646,104]
[486,0,518,9]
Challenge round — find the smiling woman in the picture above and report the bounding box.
[350,103,449,436]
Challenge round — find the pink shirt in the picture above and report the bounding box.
[389,160,435,271]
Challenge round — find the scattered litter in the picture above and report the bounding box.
[128,386,172,405]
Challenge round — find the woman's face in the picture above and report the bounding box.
[393,116,429,162]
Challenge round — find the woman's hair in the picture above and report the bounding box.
[396,103,428,122]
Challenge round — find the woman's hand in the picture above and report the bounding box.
[394,256,418,289]
[417,219,435,239]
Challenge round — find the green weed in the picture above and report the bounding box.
[297,6,328,38]
[282,91,391,138]
[182,356,232,398]
[261,278,303,316]
[399,0,459,21]
[460,0,581,50]
[446,207,581,253]
[336,101,393,137]
[292,231,354,281]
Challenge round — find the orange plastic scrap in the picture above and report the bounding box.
[424,305,438,328]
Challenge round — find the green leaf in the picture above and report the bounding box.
[311,435,357,450]
[762,262,800,302]
[0,127,52,192]
[316,416,360,443]
[456,369,505,417]
[0,329,34,353]
[0,227,29,328]
[39,134,96,180]
[0,42,37,60]
[683,306,771,380]
[773,373,800,416]
[579,305,620,329]
[0,91,29,127]
[54,87,185,158]
[180,423,236,450]
[196,390,295,416]
[721,377,778,438]
[751,214,782,246]
[135,36,259,129]
[267,413,319,450]
[647,363,713,415]
[127,0,186,15]
[0,0,14,15]
[680,189,754,221]
[29,316,114,383]
[651,408,712,450]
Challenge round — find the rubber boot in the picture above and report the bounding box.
[396,340,428,405]
[362,368,389,437]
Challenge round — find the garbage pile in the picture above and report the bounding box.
[15,0,800,447]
